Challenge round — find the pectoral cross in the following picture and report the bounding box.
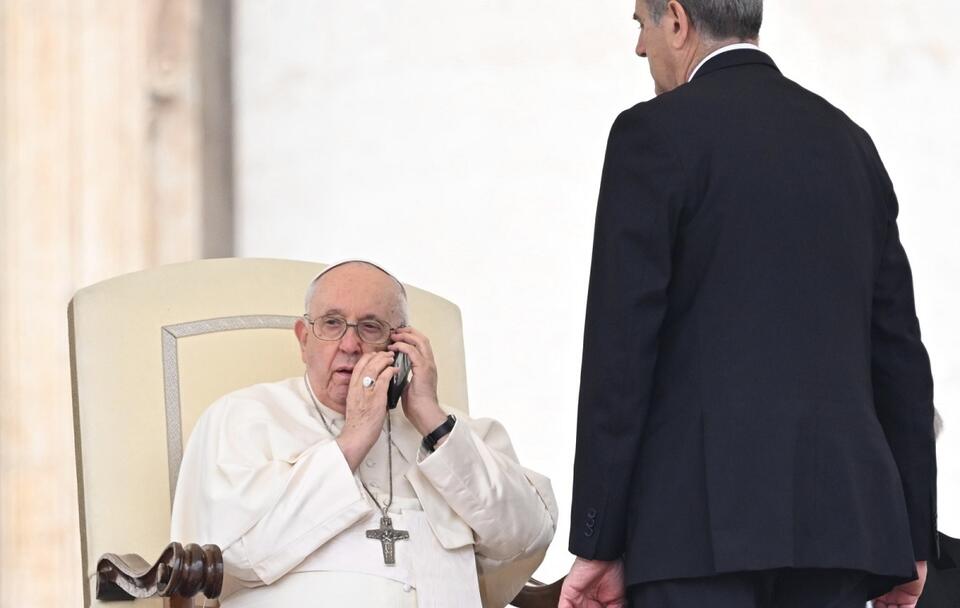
[366,516,409,565]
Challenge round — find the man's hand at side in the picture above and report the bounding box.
[559,557,626,608]
[872,561,927,608]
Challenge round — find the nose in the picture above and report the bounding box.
[338,325,363,354]
[636,35,646,58]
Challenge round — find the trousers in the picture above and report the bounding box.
[628,568,896,608]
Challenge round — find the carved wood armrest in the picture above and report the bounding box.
[96,542,223,602]
[511,576,566,608]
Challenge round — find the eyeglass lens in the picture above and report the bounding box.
[313,316,389,344]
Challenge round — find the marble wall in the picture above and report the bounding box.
[0,2,231,605]
[235,0,960,582]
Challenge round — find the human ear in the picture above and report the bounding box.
[667,0,691,47]
[294,319,309,359]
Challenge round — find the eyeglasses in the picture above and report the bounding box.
[303,314,394,345]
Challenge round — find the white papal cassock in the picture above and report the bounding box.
[170,377,558,607]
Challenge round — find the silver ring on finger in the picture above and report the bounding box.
[362,376,375,389]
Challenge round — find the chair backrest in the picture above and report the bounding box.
[69,258,468,606]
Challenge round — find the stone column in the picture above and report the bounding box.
[0,1,232,604]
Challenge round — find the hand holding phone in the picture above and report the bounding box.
[386,326,446,436]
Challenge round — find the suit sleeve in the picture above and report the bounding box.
[568,109,687,559]
[871,200,939,561]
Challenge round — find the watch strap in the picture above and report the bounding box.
[422,414,456,453]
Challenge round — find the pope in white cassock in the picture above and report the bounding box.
[170,260,558,608]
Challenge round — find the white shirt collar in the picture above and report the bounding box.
[688,42,761,82]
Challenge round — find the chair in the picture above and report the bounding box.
[70,258,562,607]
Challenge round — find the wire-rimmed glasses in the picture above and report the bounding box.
[303,314,394,345]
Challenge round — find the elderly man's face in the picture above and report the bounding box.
[296,263,405,412]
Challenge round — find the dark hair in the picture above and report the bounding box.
[646,0,762,40]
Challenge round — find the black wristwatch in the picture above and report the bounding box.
[422,414,456,452]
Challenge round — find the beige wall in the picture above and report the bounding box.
[0,1,231,605]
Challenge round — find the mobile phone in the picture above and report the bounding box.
[387,351,411,410]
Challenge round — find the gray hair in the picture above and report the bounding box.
[646,0,762,41]
[303,260,409,325]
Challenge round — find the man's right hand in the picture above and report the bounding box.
[336,351,397,471]
[872,560,927,608]
[559,557,626,608]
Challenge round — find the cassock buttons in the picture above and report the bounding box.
[586,508,598,518]
[584,528,595,537]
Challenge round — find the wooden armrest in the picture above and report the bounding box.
[511,576,566,608]
[96,542,223,602]
[97,543,555,606]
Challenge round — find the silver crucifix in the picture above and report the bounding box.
[365,516,409,565]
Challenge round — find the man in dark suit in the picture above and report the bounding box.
[559,1,939,606]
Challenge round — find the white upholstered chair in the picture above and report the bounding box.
[70,258,560,607]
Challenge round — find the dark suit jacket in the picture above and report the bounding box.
[569,49,939,588]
